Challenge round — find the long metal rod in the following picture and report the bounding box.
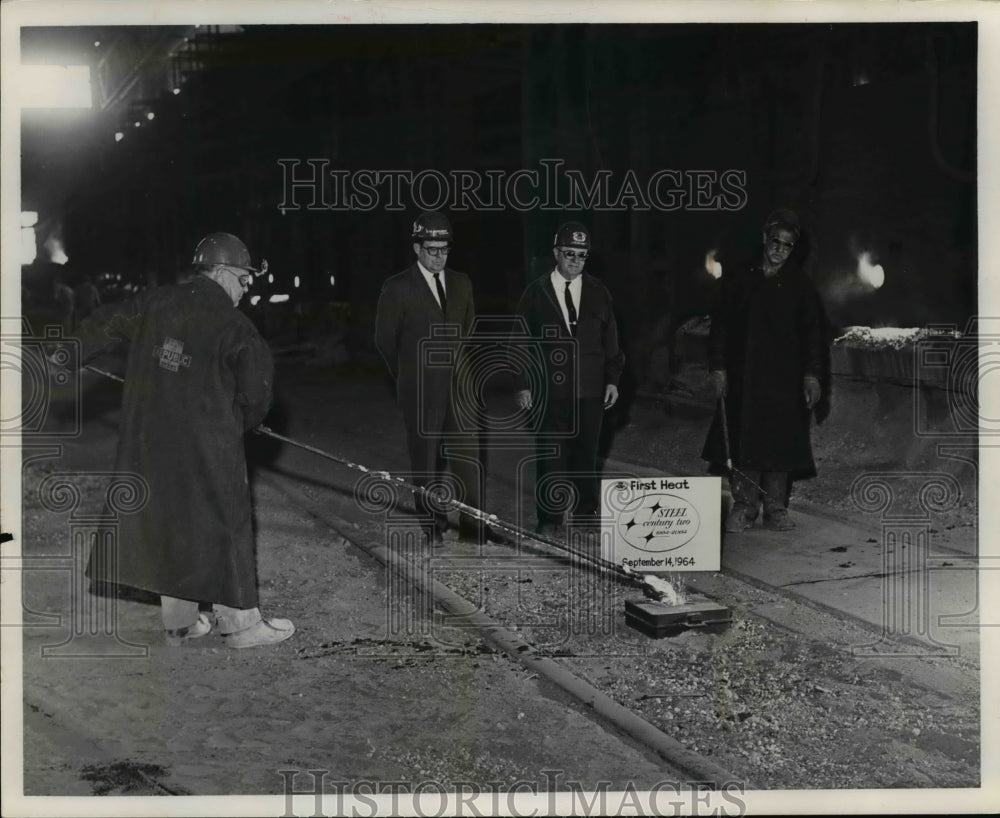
[719,393,768,499]
[252,423,651,588]
[81,362,661,596]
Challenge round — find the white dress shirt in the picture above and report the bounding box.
[550,269,582,333]
[417,261,446,308]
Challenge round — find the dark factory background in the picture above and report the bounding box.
[20,22,976,387]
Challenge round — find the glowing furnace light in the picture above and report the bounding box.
[19,65,93,109]
[269,294,290,304]
[705,249,723,279]
[21,228,37,264]
[44,236,68,265]
[21,206,38,263]
[857,252,885,289]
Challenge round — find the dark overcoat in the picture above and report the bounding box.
[513,272,625,400]
[77,276,273,608]
[701,257,826,476]
[374,264,475,433]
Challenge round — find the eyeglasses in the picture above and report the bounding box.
[559,249,589,261]
[224,267,252,288]
[421,245,451,257]
[767,237,795,251]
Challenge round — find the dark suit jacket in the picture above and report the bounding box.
[514,272,625,400]
[374,264,475,434]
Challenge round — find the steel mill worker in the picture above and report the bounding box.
[374,211,485,545]
[702,209,828,533]
[514,222,626,537]
[75,232,295,648]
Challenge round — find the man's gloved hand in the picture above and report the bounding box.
[804,375,822,410]
[711,370,727,399]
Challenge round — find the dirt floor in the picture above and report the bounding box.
[12,354,985,804]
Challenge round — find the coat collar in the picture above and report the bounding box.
[191,273,237,310]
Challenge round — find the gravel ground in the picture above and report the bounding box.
[433,549,979,790]
[15,358,981,796]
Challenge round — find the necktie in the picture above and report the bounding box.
[564,282,577,335]
[433,272,447,314]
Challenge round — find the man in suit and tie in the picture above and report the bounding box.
[514,222,625,536]
[375,211,483,545]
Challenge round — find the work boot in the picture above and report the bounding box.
[763,508,795,531]
[224,618,296,649]
[423,525,445,547]
[724,503,755,533]
[164,613,212,647]
[761,471,793,531]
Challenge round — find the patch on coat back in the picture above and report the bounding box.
[153,336,192,372]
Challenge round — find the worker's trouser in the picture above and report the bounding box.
[730,470,789,516]
[160,595,262,635]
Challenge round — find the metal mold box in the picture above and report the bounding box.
[624,597,731,637]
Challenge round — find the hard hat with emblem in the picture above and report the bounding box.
[553,222,591,250]
[411,211,453,243]
[192,232,264,273]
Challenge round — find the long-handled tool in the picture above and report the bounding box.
[719,393,768,499]
[79,363,674,600]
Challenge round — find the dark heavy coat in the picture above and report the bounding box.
[77,276,273,608]
[701,257,827,476]
[374,264,475,435]
[513,273,625,400]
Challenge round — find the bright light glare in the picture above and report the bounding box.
[21,228,37,264]
[705,249,723,279]
[250,295,261,306]
[146,111,155,121]
[269,293,290,304]
[20,64,92,109]
[293,276,300,288]
[21,211,38,227]
[45,236,68,265]
[329,275,335,286]
[115,132,124,142]
[267,273,274,284]
[857,252,885,289]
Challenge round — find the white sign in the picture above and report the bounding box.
[600,476,721,572]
